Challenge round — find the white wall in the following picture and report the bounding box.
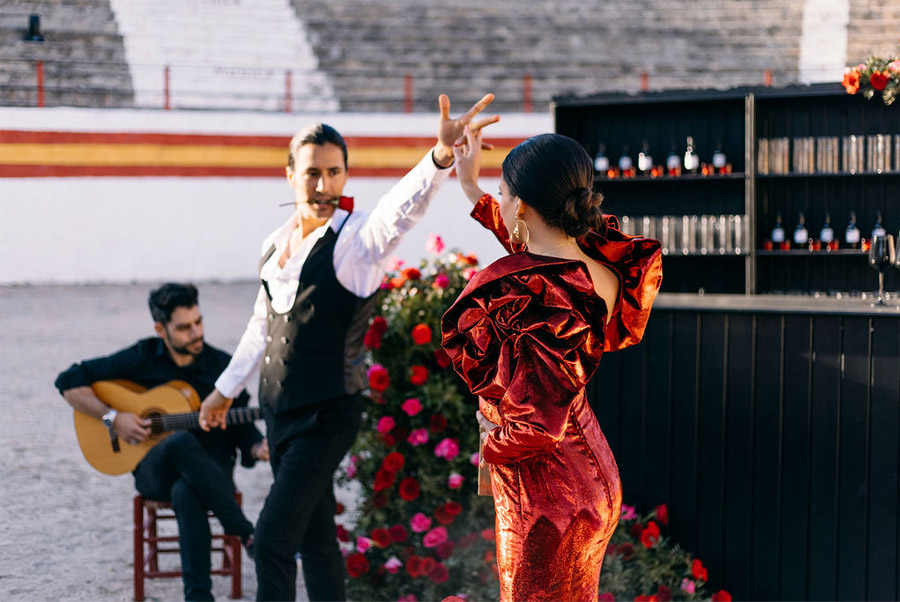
[0,107,552,285]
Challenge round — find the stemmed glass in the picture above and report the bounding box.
[869,233,894,305]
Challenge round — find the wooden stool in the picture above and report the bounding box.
[133,493,242,601]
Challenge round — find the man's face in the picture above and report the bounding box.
[157,305,204,358]
[287,142,349,223]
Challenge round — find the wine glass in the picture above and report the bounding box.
[869,233,894,305]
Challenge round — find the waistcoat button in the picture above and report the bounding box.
[264,356,271,365]
[280,336,289,344]
[266,335,273,343]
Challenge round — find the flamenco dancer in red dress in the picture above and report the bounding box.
[441,128,663,601]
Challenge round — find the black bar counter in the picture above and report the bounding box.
[588,293,900,601]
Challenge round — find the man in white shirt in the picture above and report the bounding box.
[199,94,498,601]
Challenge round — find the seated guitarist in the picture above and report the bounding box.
[54,282,266,602]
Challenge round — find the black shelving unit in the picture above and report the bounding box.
[553,83,900,295]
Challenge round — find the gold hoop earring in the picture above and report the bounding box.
[512,218,530,248]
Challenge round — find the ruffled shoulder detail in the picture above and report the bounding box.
[583,218,663,351]
[440,254,606,399]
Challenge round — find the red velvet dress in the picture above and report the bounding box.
[441,195,662,601]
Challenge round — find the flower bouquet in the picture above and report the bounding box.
[842,40,900,105]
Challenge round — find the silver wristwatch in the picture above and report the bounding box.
[101,408,118,437]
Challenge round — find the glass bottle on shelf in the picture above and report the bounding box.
[845,210,861,250]
[637,140,653,175]
[618,144,634,177]
[684,136,699,174]
[712,139,727,174]
[872,210,887,238]
[770,212,786,250]
[793,212,809,249]
[593,143,609,174]
[666,141,682,176]
[819,212,835,251]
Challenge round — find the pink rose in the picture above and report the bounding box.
[890,60,900,73]
[384,556,403,574]
[388,256,405,271]
[401,397,423,416]
[376,416,396,434]
[356,536,371,553]
[410,512,432,533]
[398,596,418,602]
[470,452,480,466]
[434,437,460,461]
[462,267,478,281]
[423,526,448,548]
[681,579,696,594]
[620,504,637,520]
[426,233,445,255]
[407,428,429,446]
[447,472,464,489]
[432,274,450,289]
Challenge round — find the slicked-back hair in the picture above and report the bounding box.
[287,123,348,171]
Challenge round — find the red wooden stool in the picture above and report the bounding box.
[133,493,242,601]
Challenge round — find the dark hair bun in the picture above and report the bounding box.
[559,187,604,238]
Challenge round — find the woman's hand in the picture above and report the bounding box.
[454,125,489,204]
[199,389,233,431]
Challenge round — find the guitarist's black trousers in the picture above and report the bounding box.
[134,431,255,601]
[254,393,363,602]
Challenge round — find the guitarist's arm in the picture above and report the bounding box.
[61,386,151,443]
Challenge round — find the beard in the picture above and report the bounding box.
[167,336,204,357]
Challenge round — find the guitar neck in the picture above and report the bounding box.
[151,407,262,434]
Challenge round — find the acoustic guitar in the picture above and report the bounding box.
[73,379,262,476]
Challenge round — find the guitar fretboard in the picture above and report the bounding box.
[150,407,262,434]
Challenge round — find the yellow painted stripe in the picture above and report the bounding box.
[0,143,516,168]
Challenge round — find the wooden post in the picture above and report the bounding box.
[764,69,773,87]
[404,74,413,113]
[285,70,293,113]
[36,61,44,107]
[523,74,533,113]
[641,71,649,92]
[164,65,171,110]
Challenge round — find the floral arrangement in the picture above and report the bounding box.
[599,504,731,601]
[337,233,733,601]
[842,39,900,105]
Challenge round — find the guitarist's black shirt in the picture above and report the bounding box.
[55,337,263,474]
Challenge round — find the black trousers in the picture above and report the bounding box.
[134,432,254,602]
[255,395,363,602]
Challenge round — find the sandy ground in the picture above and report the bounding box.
[0,282,358,602]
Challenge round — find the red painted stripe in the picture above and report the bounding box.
[0,130,527,149]
[1,164,504,178]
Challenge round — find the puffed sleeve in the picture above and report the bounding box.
[470,193,524,254]
[442,259,604,464]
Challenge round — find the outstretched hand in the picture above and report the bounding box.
[453,124,488,204]
[433,93,500,168]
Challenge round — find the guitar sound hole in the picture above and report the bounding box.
[144,411,166,436]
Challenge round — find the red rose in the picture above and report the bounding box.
[382,433,396,447]
[445,501,462,516]
[656,585,672,602]
[398,477,420,501]
[711,591,732,602]
[436,540,455,559]
[406,555,422,578]
[481,528,495,541]
[434,348,452,368]
[410,365,428,386]
[372,490,388,508]
[420,557,435,575]
[390,276,406,289]
[382,451,405,472]
[370,528,391,548]
[427,562,449,584]
[336,524,350,542]
[346,553,369,578]
[434,505,454,525]
[599,594,615,602]
[363,316,388,349]
[871,71,889,91]
[411,323,432,345]
[617,542,634,560]
[429,414,447,432]
[484,549,495,563]
[335,502,345,515]
[373,468,395,492]
[655,503,668,525]
[388,524,408,542]
[403,267,422,280]
[691,558,708,581]
[630,522,644,538]
[634,596,650,602]
[368,366,390,392]
[640,521,661,548]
